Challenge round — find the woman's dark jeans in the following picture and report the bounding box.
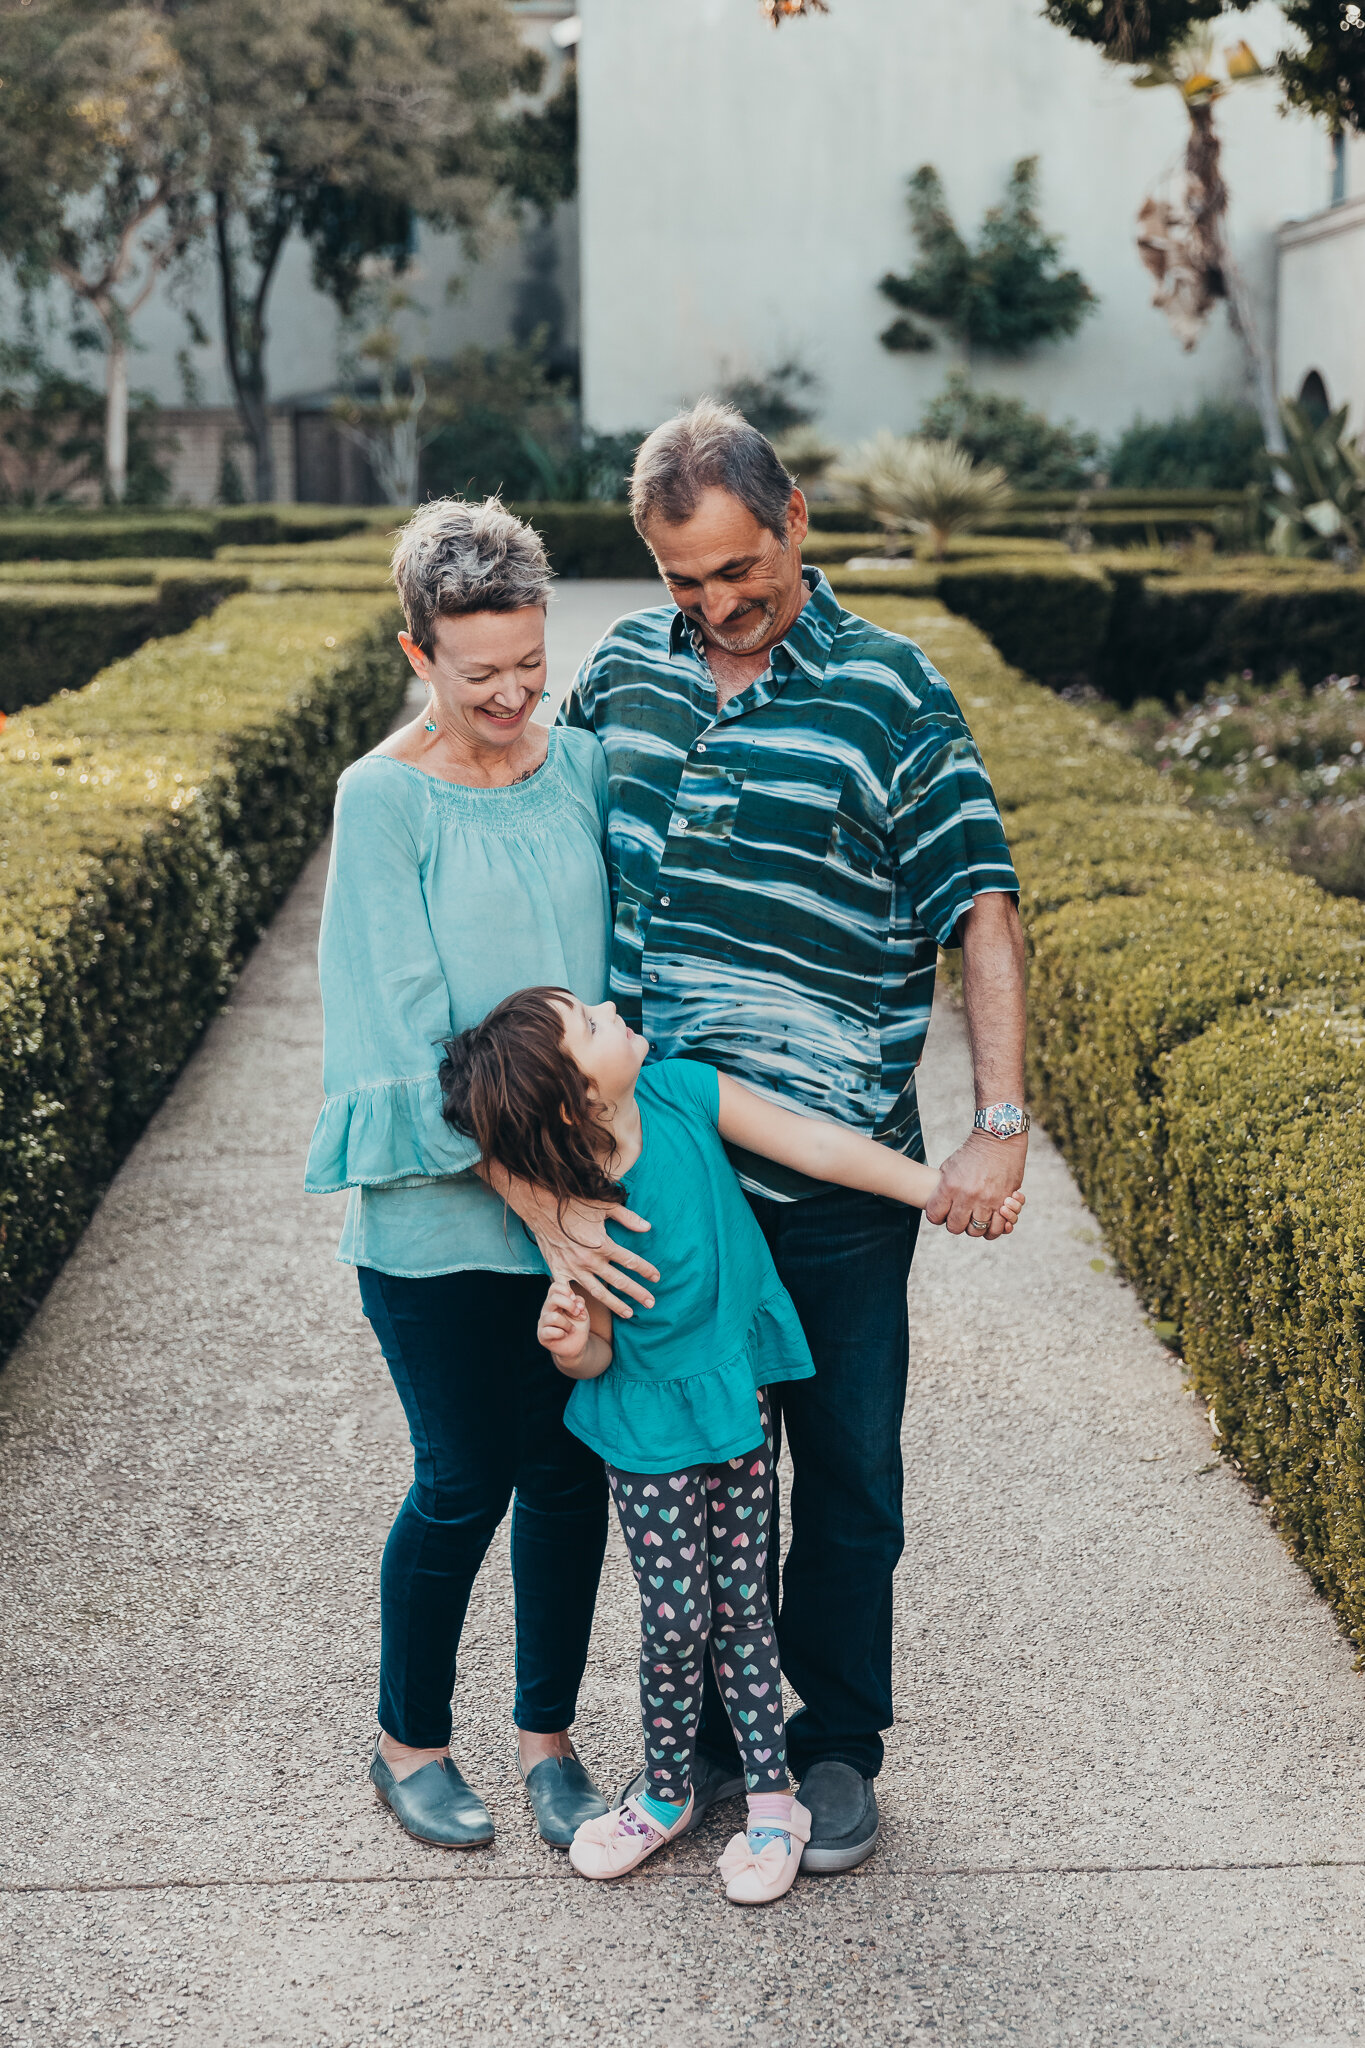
[695,1187,919,1782]
[358,1267,609,1749]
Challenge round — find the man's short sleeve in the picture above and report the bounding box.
[889,721,1018,948]
[556,641,602,732]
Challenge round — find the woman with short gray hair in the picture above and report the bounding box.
[305,496,649,1853]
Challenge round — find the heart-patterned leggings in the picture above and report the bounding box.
[605,1390,788,1802]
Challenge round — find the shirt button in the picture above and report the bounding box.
[649,971,659,983]
[659,894,671,908]
[696,741,707,753]
[675,817,687,832]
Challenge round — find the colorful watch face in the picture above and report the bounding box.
[978,1103,1026,1139]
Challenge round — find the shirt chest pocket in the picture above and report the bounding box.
[729,753,882,875]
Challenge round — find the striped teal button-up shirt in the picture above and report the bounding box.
[559,569,1017,1201]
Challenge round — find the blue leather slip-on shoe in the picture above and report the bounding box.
[519,1749,608,1848]
[370,1747,495,1849]
[797,1760,880,1873]
[613,1749,744,1834]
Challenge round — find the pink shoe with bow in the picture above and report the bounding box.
[568,1790,694,1880]
[718,1799,811,1904]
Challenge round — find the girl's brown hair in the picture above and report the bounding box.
[439,986,625,1219]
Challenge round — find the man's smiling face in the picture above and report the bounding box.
[643,485,809,656]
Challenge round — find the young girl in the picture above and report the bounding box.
[440,988,1022,1905]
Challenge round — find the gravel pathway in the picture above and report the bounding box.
[4,588,1365,2046]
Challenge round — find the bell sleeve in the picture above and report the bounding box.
[304,764,480,1193]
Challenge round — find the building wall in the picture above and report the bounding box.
[578,0,1329,443]
[1276,135,1365,426]
[153,409,295,507]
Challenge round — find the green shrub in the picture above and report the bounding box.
[1163,1013,1365,1618]
[918,372,1100,490]
[934,557,1114,681]
[0,505,383,562]
[0,569,251,712]
[1108,401,1267,491]
[210,505,380,546]
[508,503,656,579]
[847,547,1365,704]
[1105,572,1365,704]
[983,506,1237,546]
[0,590,405,1353]
[849,588,1365,1647]
[0,514,218,562]
[0,558,164,586]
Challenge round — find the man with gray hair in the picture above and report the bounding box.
[557,400,1027,1872]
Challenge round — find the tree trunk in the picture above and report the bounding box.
[213,189,284,502]
[105,331,129,504]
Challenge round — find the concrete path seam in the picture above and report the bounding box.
[6,1855,1365,1899]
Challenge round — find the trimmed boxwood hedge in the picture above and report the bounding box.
[850,590,1365,1645]
[0,568,251,712]
[0,590,405,1353]
[835,552,1365,700]
[0,505,381,564]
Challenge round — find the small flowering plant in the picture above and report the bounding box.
[1123,670,1365,897]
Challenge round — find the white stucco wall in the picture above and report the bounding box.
[1277,199,1365,426]
[578,0,1329,442]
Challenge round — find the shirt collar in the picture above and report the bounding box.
[667,566,839,688]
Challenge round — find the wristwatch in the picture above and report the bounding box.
[974,1102,1031,1141]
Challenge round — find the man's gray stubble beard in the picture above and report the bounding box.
[692,598,777,655]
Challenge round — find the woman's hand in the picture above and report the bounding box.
[530,1198,657,1316]
[537,1280,613,1380]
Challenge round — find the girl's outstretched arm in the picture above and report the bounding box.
[714,1073,1024,1224]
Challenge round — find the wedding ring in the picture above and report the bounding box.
[967,1217,990,1234]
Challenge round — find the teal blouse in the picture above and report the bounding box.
[565,1059,814,1474]
[304,727,611,1278]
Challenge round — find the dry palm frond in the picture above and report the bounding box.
[830,433,1011,558]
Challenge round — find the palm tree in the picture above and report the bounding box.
[830,433,1012,560]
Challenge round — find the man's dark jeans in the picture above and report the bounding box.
[358,1267,608,1749]
[698,1186,920,1782]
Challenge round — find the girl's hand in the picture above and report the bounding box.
[997,1189,1025,1233]
[538,1279,591,1365]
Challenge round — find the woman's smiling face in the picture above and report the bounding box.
[555,997,650,1104]
[399,607,548,751]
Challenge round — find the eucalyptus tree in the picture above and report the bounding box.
[168,0,536,501]
[0,2,206,501]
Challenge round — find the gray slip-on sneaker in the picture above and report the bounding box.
[519,1749,608,1848]
[797,1760,880,1873]
[370,1747,495,1849]
[614,1749,745,1834]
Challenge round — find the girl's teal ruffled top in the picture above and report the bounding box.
[565,1060,815,1473]
[305,728,611,1278]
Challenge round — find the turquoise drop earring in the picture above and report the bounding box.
[424,694,437,733]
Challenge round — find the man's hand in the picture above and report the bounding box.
[925,1129,1028,1238]
[934,889,1029,1241]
